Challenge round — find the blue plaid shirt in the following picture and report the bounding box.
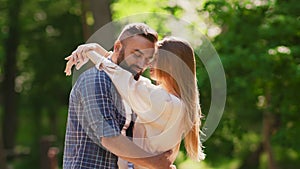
[63,67,126,169]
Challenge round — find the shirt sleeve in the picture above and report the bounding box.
[98,58,173,123]
[79,71,122,142]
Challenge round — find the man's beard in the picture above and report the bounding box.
[117,48,142,80]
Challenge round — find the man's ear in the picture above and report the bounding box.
[114,40,122,54]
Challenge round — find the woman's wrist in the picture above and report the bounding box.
[95,45,109,57]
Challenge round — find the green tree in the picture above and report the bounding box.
[2,0,22,155]
[1,0,83,168]
[203,0,300,168]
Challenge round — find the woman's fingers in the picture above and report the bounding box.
[64,60,75,76]
[65,55,72,60]
[64,53,79,76]
[75,59,87,70]
[82,47,91,61]
[65,44,99,75]
[77,46,85,63]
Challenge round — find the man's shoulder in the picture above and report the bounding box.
[81,67,109,78]
[76,67,112,84]
[71,67,115,99]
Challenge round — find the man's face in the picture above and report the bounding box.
[117,35,155,78]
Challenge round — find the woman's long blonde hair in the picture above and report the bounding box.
[155,37,205,161]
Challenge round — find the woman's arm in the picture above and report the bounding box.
[86,51,172,123]
[64,43,110,76]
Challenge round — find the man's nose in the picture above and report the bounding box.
[136,58,148,68]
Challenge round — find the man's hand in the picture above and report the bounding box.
[101,135,175,169]
[145,150,174,169]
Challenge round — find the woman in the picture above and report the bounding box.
[65,37,205,168]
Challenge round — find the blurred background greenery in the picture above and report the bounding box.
[0,0,299,168]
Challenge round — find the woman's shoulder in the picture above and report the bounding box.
[138,76,153,85]
[138,76,182,106]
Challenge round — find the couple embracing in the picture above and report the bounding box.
[63,23,205,169]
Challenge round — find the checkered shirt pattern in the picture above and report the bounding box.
[63,67,126,169]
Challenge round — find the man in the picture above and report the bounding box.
[63,23,173,169]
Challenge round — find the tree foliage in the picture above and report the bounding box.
[1,0,82,168]
[202,0,300,168]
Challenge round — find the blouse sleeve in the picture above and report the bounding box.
[88,51,172,123]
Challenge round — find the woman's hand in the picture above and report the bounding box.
[64,43,109,76]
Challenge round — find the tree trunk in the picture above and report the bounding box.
[49,107,57,136]
[81,0,91,41]
[263,112,277,169]
[263,93,277,169]
[81,0,114,45]
[0,128,6,169]
[2,0,22,152]
[89,0,115,49]
[239,143,264,169]
[73,0,114,85]
[90,0,112,31]
[40,136,57,169]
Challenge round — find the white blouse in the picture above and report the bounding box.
[89,51,186,168]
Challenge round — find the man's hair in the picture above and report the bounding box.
[117,23,158,43]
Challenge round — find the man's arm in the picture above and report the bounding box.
[101,135,173,169]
